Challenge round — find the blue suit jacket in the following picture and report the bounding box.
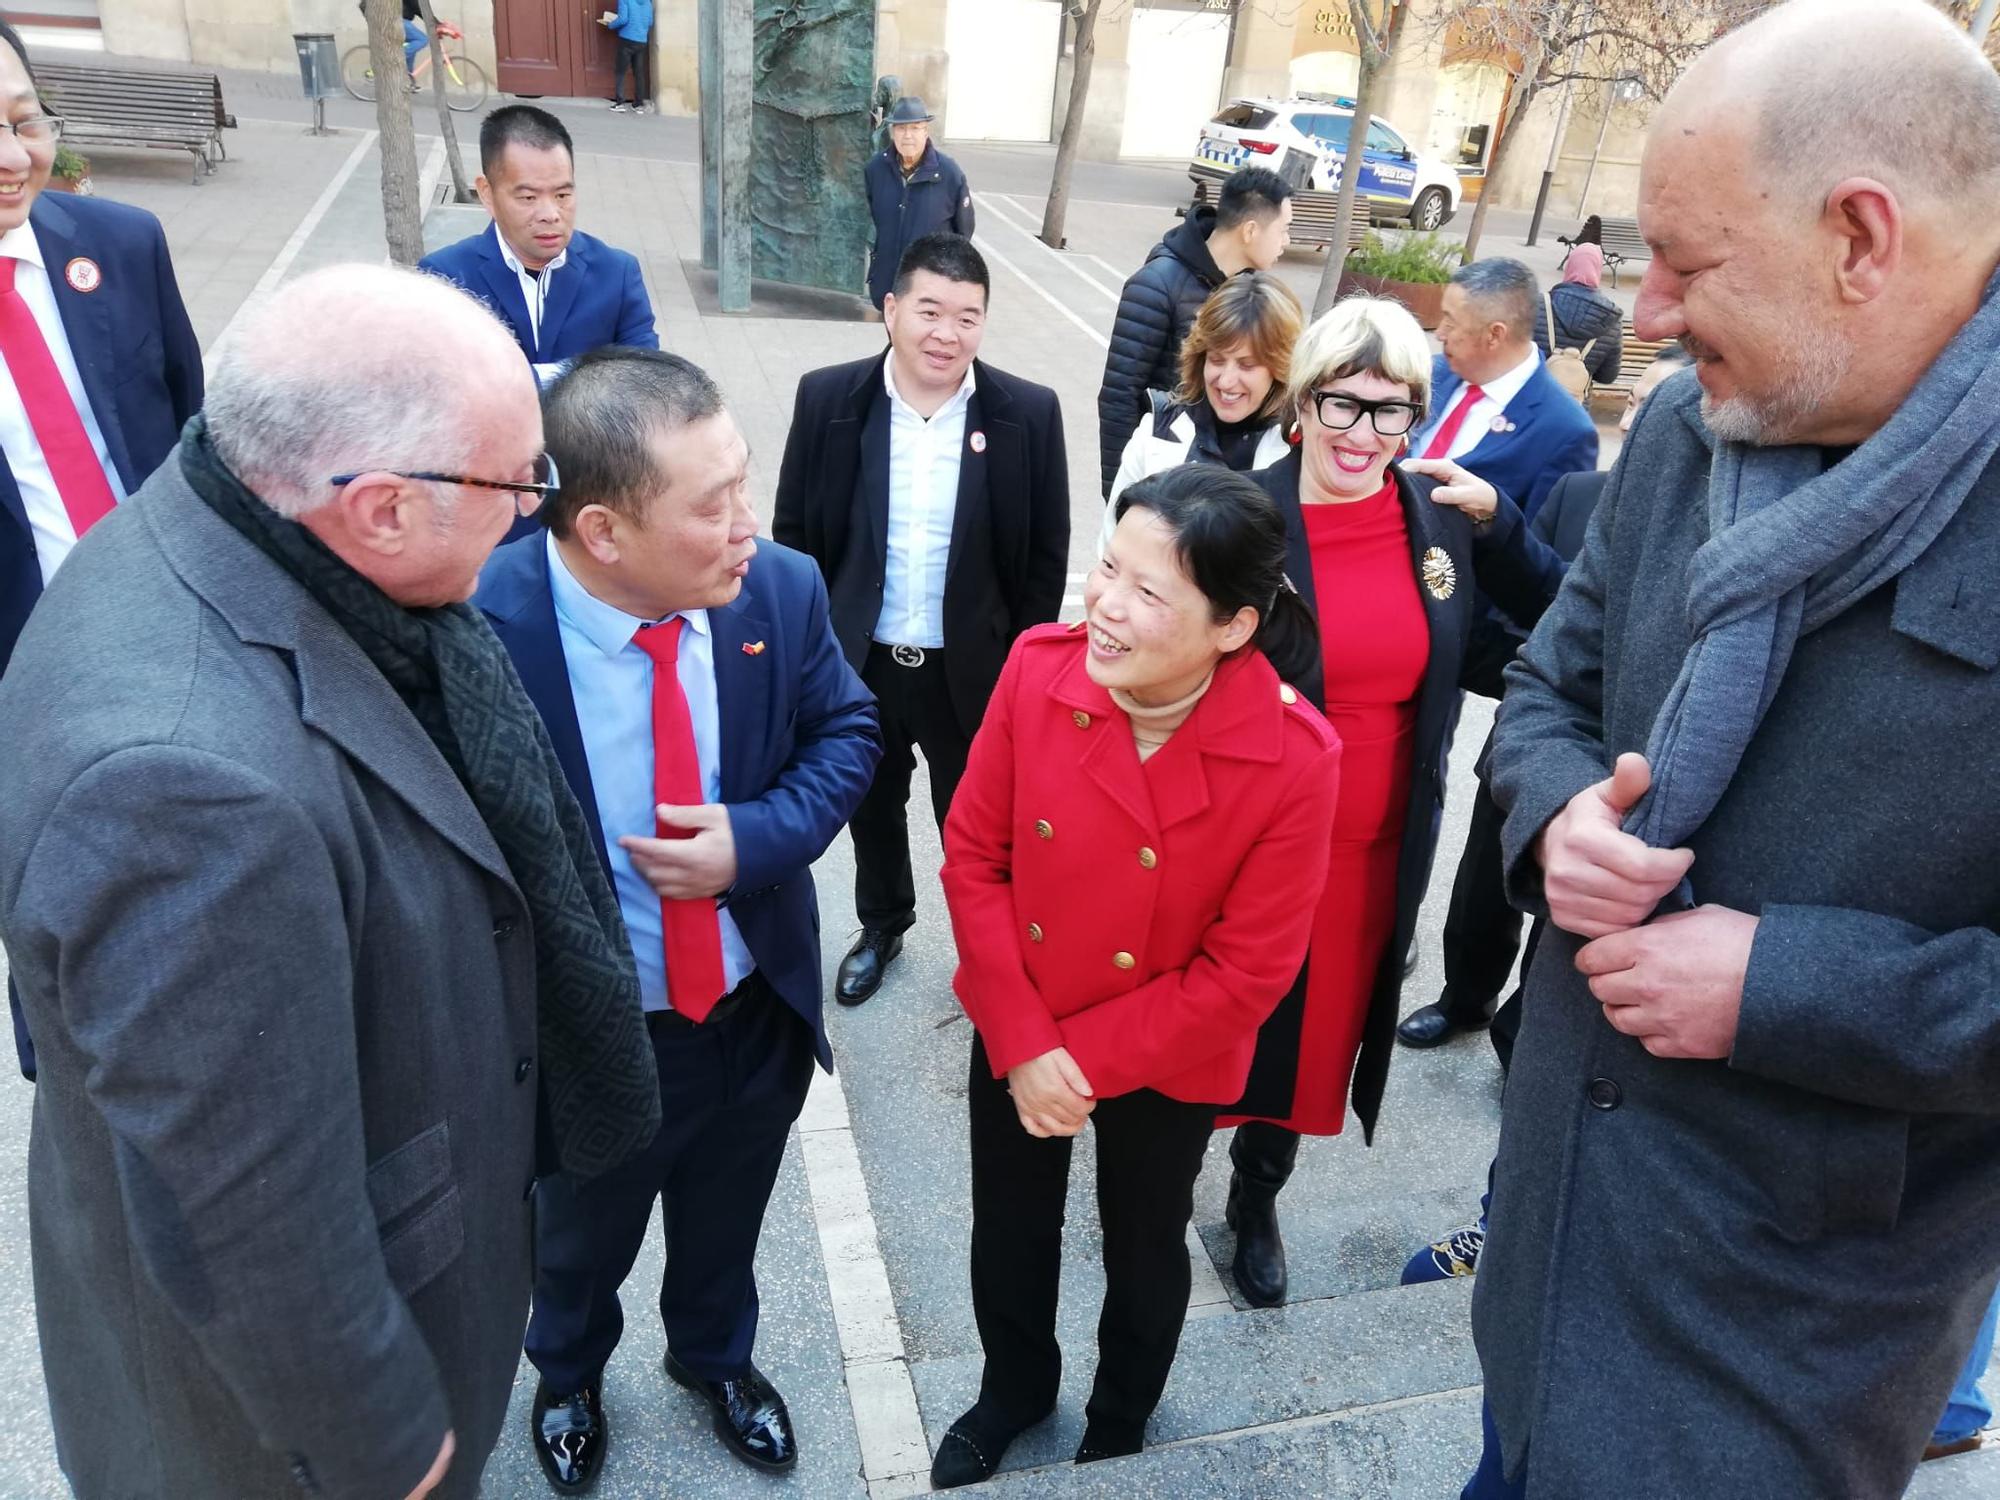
[475,533,881,1069]
[1429,354,1598,521]
[419,224,659,365]
[2,193,203,679]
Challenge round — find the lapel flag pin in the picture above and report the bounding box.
[969,430,987,454]
[742,641,766,655]
[65,257,103,294]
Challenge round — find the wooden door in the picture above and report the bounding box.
[495,0,623,100]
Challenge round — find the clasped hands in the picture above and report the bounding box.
[618,803,737,900]
[1537,752,1758,1060]
[1007,1047,1095,1138]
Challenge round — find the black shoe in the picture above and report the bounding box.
[664,1353,797,1472]
[1403,938,1420,976]
[1225,1169,1288,1307]
[835,928,903,1006]
[1075,1418,1145,1464]
[1395,1001,1491,1049]
[930,1401,1051,1489]
[530,1381,606,1493]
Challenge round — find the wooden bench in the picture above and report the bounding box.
[1183,171,1372,253]
[1558,215,1651,287]
[1592,325,1675,407]
[36,61,235,184]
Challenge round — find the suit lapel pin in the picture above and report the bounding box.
[969,430,987,454]
[65,257,103,294]
[1421,546,1457,602]
[1488,414,1513,434]
[741,640,766,656]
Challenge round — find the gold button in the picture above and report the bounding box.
[1035,819,1053,840]
[1027,922,1043,943]
[1279,684,1298,705]
[1112,951,1135,970]
[1138,847,1157,870]
[1072,710,1092,730]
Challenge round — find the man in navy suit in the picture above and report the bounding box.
[0,19,203,1079]
[420,104,657,388]
[476,347,878,1493]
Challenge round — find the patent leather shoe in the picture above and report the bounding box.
[1225,1169,1288,1307]
[835,928,903,1006]
[530,1380,606,1493]
[1395,1001,1491,1049]
[665,1352,798,1472]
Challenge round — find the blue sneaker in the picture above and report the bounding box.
[1402,1221,1484,1284]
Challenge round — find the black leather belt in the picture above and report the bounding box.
[872,641,939,668]
[646,970,764,1034]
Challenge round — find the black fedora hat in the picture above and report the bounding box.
[886,96,933,125]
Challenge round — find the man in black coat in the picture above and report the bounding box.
[1095,166,1293,496]
[864,96,974,309]
[774,233,1069,1005]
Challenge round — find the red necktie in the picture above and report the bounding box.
[632,617,727,1022]
[0,257,118,538]
[1420,383,1488,461]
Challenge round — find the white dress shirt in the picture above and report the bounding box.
[0,222,127,585]
[1413,345,1542,464]
[874,358,975,649]
[492,222,570,383]
[547,533,754,1013]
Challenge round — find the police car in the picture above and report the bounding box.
[1191,95,1461,234]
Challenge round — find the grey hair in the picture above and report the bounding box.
[1450,258,1538,343]
[539,346,726,539]
[205,264,526,519]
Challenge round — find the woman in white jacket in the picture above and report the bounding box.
[1102,271,1303,543]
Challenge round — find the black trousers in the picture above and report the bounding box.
[524,973,814,1391]
[966,1037,1218,1434]
[850,644,972,933]
[611,39,648,104]
[1437,772,1524,1024]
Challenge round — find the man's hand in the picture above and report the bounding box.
[1006,1048,1095,1138]
[1535,753,1694,938]
[619,804,737,900]
[1402,456,1499,523]
[1576,905,1758,1060]
[404,1432,454,1500]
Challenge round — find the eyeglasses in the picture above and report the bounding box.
[1,115,63,145]
[1307,390,1424,438]
[329,452,560,517]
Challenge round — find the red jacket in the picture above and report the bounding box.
[941,623,1342,1104]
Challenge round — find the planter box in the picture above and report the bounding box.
[46,175,94,196]
[1335,268,1447,329]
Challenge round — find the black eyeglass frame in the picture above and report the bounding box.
[1306,389,1426,438]
[328,453,560,516]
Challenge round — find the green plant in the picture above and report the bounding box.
[1344,230,1460,285]
[53,145,89,181]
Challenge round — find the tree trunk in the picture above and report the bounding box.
[414,0,473,202]
[1040,0,1102,249]
[366,0,426,264]
[1312,1,1406,318]
[1459,75,1539,264]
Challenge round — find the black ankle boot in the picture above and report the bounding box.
[1226,1168,1288,1306]
[930,1400,1049,1489]
[1075,1417,1145,1464]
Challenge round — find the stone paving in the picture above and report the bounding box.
[2,58,1996,1498]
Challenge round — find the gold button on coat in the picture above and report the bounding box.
[1138,847,1158,869]
[1113,951,1136,970]
[1072,710,1092,729]
[1027,922,1043,943]
[1035,819,1053,840]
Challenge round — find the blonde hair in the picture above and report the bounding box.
[1173,272,1304,427]
[1285,294,1434,423]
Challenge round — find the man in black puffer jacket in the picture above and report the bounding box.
[1095,166,1293,496]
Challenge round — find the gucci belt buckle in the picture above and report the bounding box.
[890,643,926,668]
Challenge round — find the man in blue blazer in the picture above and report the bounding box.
[476,347,878,1494]
[1412,257,1598,520]
[1,20,203,1079]
[420,104,657,387]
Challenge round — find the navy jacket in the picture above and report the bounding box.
[864,143,973,308]
[1,193,202,680]
[475,533,881,1069]
[419,224,658,366]
[1428,353,1598,521]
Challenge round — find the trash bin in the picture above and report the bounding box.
[294,32,338,100]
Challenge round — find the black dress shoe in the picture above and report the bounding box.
[931,1400,1051,1488]
[1075,1417,1145,1464]
[835,929,904,1006]
[1395,1001,1491,1049]
[1225,1169,1288,1307]
[664,1352,797,1472]
[530,1381,606,1493]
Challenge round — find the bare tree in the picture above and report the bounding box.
[363,0,426,263]
[413,0,474,203]
[1041,0,1106,247]
[1311,1,1409,318]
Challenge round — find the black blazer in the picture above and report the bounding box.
[771,351,1070,738]
[1233,453,1557,1139]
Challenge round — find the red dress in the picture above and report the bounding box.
[1221,475,1428,1135]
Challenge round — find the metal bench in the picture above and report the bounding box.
[1558,215,1651,287]
[36,60,235,184]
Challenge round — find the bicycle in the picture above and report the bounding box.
[342,20,489,113]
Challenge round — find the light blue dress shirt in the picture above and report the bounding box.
[546,533,754,1012]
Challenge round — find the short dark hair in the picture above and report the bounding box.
[0,20,34,83]
[480,104,573,179]
[1214,166,1292,232]
[1451,257,1539,342]
[891,231,990,305]
[539,347,726,539]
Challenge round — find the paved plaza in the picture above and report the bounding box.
[1,64,1995,1498]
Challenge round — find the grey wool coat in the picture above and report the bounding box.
[1478,369,2000,1497]
[0,457,540,1499]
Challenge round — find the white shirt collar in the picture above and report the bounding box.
[546,531,708,661]
[0,220,47,269]
[492,221,568,278]
[883,354,976,421]
[1476,344,1542,414]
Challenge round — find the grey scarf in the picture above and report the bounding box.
[1630,265,2000,853]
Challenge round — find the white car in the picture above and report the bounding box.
[1190,95,1461,235]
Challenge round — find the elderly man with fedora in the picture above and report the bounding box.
[864,95,973,309]
[1467,1,2000,1496]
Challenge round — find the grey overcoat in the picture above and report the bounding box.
[0,457,540,1498]
[1480,371,2000,1497]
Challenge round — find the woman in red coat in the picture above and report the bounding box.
[929,465,1342,1488]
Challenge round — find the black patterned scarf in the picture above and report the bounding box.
[179,415,660,1180]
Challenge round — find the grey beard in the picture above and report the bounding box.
[1698,333,1853,447]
